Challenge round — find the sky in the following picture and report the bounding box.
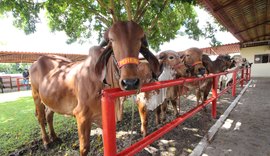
[0,7,239,55]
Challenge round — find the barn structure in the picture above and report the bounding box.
[199,0,270,77]
[0,43,241,63]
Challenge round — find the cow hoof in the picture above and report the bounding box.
[142,132,147,138]
[52,137,62,143]
[44,143,51,150]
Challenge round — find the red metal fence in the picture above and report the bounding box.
[101,67,251,156]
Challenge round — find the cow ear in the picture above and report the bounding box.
[140,46,161,78]
[99,29,110,47]
[158,52,167,60]
[99,39,109,47]
[141,35,149,47]
[95,44,113,79]
[230,60,236,68]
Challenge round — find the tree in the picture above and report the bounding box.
[0,0,224,51]
[0,63,31,74]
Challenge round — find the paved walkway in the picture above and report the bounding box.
[202,78,270,156]
[0,90,32,103]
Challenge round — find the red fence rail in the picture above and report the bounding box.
[101,67,251,156]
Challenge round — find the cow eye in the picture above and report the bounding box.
[169,56,174,60]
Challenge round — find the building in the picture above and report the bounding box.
[199,0,270,77]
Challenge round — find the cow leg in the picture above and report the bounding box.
[202,81,213,112]
[171,99,179,117]
[155,105,161,125]
[75,111,91,156]
[137,101,147,137]
[219,81,223,91]
[45,108,60,142]
[33,93,50,149]
[160,100,168,123]
[196,90,202,105]
[116,97,125,122]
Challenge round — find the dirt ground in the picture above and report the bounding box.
[202,78,270,156]
[6,81,246,156]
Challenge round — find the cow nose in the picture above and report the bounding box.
[121,79,140,90]
[198,67,206,75]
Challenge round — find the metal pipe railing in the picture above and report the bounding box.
[102,67,251,156]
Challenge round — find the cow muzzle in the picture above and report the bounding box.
[198,67,206,76]
[116,57,141,90]
[121,78,140,90]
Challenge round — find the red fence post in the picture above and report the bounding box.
[102,93,117,156]
[211,76,218,119]
[16,78,20,91]
[241,68,244,87]
[232,70,237,97]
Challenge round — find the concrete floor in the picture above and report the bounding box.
[202,78,270,156]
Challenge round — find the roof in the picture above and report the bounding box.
[0,43,241,63]
[177,43,240,55]
[0,50,87,63]
[199,0,270,45]
[200,43,240,54]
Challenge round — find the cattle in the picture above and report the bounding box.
[151,48,208,117]
[176,47,207,105]
[155,50,188,124]
[134,61,169,137]
[181,47,206,78]
[136,49,208,137]
[219,56,252,90]
[127,50,187,137]
[30,21,160,156]
[198,54,235,104]
[175,49,234,105]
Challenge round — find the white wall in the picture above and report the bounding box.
[241,45,270,77]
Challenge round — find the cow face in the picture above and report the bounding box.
[216,54,235,72]
[182,48,206,77]
[96,21,160,90]
[158,51,189,77]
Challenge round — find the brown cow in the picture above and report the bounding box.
[115,61,164,137]
[30,21,160,156]
[155,50,188,124]
[135,61,163,137]
[175,47,208,105]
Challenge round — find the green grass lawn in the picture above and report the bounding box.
[0,97,77,155]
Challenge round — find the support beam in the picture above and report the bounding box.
[235,21,270,34]
[213,0,235,12]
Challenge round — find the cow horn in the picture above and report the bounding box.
[141,35,149,47]
[99,39,109,47]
